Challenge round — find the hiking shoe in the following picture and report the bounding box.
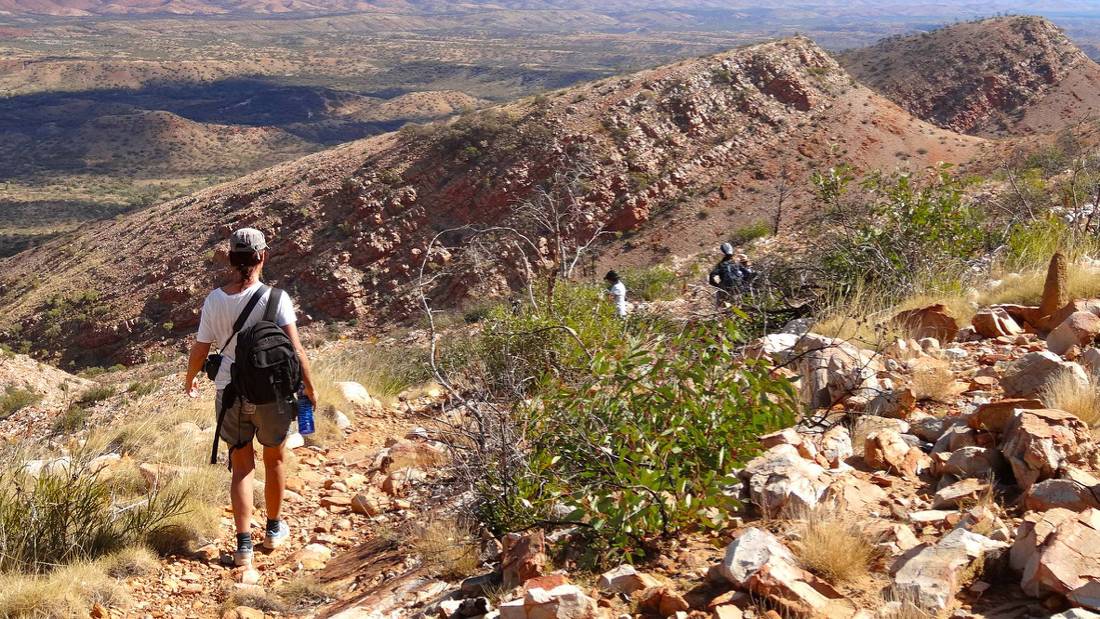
[263,519,290,549]
[233,547,253,567]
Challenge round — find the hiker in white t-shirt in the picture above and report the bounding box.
[183,227,317,568]
[604,270,628,318]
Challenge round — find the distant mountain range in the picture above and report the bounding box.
[4,0,1100,18]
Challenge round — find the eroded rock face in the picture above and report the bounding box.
[1001,408,1099,490]
[1048,310,1100,356]
[738,444,831,517]
[972,307,1023,339]
[501,531,547,589]
[719,528,856,618]
[1000,352,1087,398]
[891,528,1008,613]
[498,584,598,619]
[1016,508,1100,609]
[790,334,882,409]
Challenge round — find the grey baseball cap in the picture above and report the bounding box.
[229,228,267,253]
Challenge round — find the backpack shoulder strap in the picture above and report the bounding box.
[219,285,268,351]
[262,287,284,324]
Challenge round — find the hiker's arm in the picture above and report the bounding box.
[281,322,317,407]
[184,341,211,397]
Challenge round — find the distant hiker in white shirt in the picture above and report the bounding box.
[604,270,628,318]
[183,227,317,569]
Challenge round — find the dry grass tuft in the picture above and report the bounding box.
[910,360,960,403]
[277,575,335,610]
[1040,369,1100,427]
[0,561,131,618]
[792,508,876,584]
[408,517,481,580]
[815,285,973,350]
[99,546,159,579]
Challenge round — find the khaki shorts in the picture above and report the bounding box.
[217,390,297,449]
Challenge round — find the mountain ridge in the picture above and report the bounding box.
[839,15,1100,136]
[0,34,985,366]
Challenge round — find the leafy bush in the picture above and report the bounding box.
[621,265,680,302]
[521,320,797,564]
[0,460,187,573]
[0,387,41,419]
[813,164,994,299]
[475,283,621,398]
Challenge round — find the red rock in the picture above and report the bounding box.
[972,307,1023,339]
[968,399,1044,432]
[1047,311,1100,356]
[1001,408,1100,490]
[501,531,547,589]
[893,304,960,343]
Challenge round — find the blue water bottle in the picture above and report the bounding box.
[297,388,315,435]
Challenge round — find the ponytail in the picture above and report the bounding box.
[229,251,263,283]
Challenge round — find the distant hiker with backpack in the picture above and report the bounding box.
[709,243,755,308]
[183,227,317,568]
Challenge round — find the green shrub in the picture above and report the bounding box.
[814,163,993,299]
[0,459,187,573]
[0,388,41,420]
[729,220,772,246]
[53,405,89,434]
[524,320,797,564]
[127,381,156,397]
[621,266,680,301]
[78,385,116,406]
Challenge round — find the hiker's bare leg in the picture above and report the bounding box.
[230,444,256,534]
[262,444,286,521]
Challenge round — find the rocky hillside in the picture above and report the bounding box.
[0,36,985,366]
[839,16,1100,136]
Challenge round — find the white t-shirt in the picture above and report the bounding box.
[196,282,296,389]
[608,281,628,317]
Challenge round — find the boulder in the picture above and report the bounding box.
[335,381,375,409]
[597,565,658,595]
[636,586,690,615]
[745,333,801,365]
[867,387,917,420]
[851,417,909,456]
[1000,352,1088,398]
[864,430,931,480]
[820,425,853,468]
[1001,408,1099,490]
[738,444,831,517]
[1082,347,1100,374]
[293,544,332,570]
[891,528,1009,613]
[1048,311,1100,356]
[972,308,1023,339]
[1017,508,1100,609]
[968,399,1045,433]
[790,334,882,409]
[893,305,959,344]
[931,424,977,455]
[1022,478,1100,512]
[501,531,547,589]
[933,478,990,509]
[941,446,1004,479]
[719,528,856,618]
[1050,611,1100,619]
[760,428,817,460]
[823,474,889,514]
[498,584,598,619]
